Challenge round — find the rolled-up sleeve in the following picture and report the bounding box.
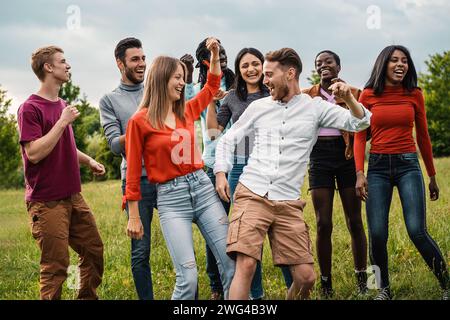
[318,99,371,132]
[123,117,144,209]
[99,96,124,155]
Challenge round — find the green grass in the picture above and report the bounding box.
[0,158,449,300]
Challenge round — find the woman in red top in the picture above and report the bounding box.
[354,45,449,300]
[124,38,235,300]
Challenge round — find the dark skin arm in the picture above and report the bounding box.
[429,175,439,201]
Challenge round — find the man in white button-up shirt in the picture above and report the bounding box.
[214,48,371,300]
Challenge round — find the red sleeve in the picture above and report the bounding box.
[17,103,43,145]
[414,90,436,177]
[186,72,221,120]
[354,90,369,173]
[123,116,145,209]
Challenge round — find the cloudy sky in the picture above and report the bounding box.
[1,0,449,114]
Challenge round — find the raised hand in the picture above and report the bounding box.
[60,105,80,126]
[328,82,352,100]
[206,37,220,57]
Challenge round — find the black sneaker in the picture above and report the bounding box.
[356,271,369,295]
[443,289,449,301]
[320,275,333,298]
[374,287,392,300]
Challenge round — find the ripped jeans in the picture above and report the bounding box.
[156,169,236,300]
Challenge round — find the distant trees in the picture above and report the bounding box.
[1,51,447,190]
[307,69,320,86]
[0,86,23,188]
[419,50,450,157]
[59,80,121,182]
[0,81,121,190]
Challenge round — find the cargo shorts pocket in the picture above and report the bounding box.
[27,202,44,239]
[227,209,245,245]
[300,223,313,254]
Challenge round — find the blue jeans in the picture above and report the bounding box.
[205,167,231,296]
[228,158,265,299]
[366,153,449,289]
[122,177,157,300]
[157,169,235,300]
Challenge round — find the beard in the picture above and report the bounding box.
[272,83,289,101]
[124,66,144,84]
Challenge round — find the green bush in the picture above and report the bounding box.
[0,86,23,189]
[419,51,450,157]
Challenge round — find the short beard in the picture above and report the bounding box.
[124,66,143,84]
[274,84,289,101]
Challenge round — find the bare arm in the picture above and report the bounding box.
[206,101,225,140]
[77,149,106,176]
[329,82,365,119]
[207,38,221,77]
[24,105,79,164]
[186,38,222,119]
[127,200,143,239]
[119,134,125,146]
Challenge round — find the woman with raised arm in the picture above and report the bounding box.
[124,37,235,300]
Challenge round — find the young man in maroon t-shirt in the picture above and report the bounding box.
[17,46,105,300]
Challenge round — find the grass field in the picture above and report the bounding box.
[0,158,448,300]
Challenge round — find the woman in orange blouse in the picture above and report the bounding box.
[124,38,235,300]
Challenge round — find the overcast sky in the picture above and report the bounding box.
[1,0,449,114]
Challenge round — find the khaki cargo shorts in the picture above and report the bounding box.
[226,183,314,266]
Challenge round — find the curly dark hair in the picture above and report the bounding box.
[195,38,234,90]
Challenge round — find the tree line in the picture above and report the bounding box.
[0,51,449,189]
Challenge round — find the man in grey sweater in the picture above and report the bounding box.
[99,37,156,300]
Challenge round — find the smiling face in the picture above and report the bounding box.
[120,47,146,84]
[263,60,290,101]
[315,52,340,82]
[167,63,185,102]
[47,52,71,83]
[239,53,263,86]
[385,49,409,86]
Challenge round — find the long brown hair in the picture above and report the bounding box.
[139,56,186,129]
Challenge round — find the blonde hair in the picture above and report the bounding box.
[140,56,187,129]
[31,46,64,81]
